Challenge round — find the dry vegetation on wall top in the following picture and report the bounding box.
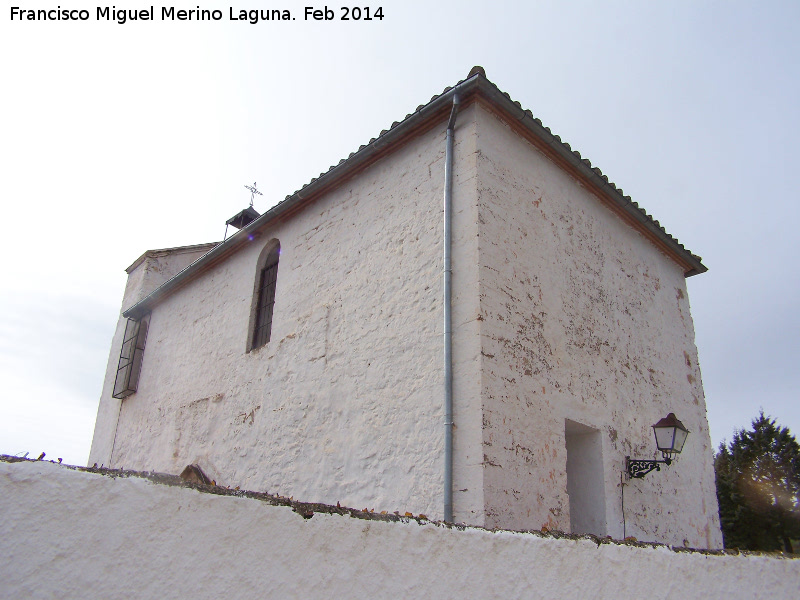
[4,454,792,558]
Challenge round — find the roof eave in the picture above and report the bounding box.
[124,242,221,275]
[470,79,707,277]
[122,73,706,320]
[122,77,483,320]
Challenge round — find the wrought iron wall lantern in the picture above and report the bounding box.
[626,413,689,479]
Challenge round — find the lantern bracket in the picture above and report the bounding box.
[626,456,673,479]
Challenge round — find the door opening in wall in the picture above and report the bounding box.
[565,419,607,536]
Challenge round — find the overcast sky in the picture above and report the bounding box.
[1,1,798,466]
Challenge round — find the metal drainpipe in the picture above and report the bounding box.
[443,94,460,523]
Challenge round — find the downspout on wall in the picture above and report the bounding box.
[443,94,460,523]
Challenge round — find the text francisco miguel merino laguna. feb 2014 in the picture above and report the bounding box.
[9,5,385,24]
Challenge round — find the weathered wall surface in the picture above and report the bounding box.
[474,105,722,547]
[90,113,483,522]
[2,460,796,600]
[90,243,219,468]
[89,100,721,544]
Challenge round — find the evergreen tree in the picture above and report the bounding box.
[715,412,800,552]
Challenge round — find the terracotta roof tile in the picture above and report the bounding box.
[280,70,703,271]
[122,69,706,319]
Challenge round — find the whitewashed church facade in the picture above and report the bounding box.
[90,68,723,548]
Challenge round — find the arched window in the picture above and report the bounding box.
[249,241,280,351]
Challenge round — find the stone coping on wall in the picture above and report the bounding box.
[2,454,792,560]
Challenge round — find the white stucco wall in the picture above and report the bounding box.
[90,114,483,523]
[90,100,720,546]
[90,243,219,467]
[2,460,796,600]
[474,105,722,547]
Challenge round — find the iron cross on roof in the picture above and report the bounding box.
[244,182,263,207]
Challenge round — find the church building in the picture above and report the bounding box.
[90,68,723,549]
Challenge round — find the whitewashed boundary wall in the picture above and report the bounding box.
[1,458,797,600]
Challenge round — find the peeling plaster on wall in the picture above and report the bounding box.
[473,105,721,547]
[89,244,218,469]
[90,119,482,522]
[90,102,720,547]
[2,459,796,600]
